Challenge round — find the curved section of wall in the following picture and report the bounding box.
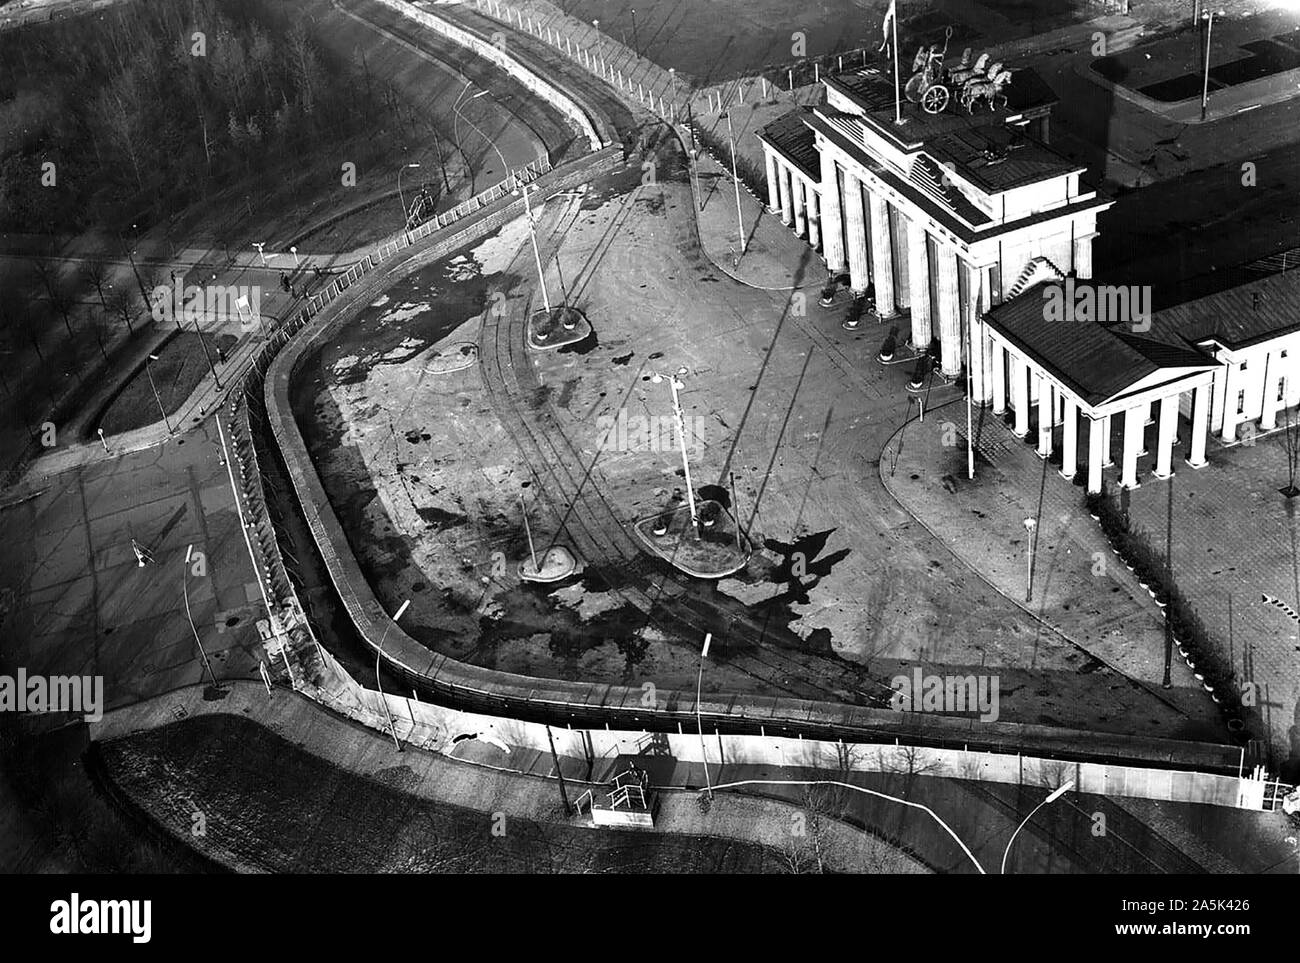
[377,0,605,151]
[261,153,1242,778]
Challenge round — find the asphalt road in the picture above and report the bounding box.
[0,420,264,711]
[1027,24,1300,303]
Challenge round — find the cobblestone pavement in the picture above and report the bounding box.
[884,392,1300,764]
[1121,425,1300,774]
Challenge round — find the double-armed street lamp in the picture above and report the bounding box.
[516,182,552,314]
[649,366,698,533]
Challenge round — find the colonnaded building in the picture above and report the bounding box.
[758,58,1300,494]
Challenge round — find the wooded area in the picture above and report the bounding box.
[0,0,394,233]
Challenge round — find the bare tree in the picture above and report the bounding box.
[31,260,73,338]
[108,289,136,334]
[83,260,110,312]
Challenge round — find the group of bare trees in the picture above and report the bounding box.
[0,0,390,235]
[0,254,155,458]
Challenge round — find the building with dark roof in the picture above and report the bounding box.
[758,46,1299,494]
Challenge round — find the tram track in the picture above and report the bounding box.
[475,184,921,706]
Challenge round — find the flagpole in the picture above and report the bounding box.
[893,6,902,124]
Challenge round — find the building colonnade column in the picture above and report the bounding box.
[818,148,846,274]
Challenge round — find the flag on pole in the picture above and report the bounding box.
[883,0,903,123]
[880,0,897,57]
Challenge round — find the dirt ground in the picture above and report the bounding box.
[290,139,1202,736]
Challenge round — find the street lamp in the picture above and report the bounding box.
[1001,781,1074,873]
[516,182,552,314]
[183,544,219,687]
[453,85,505,187]
[650,366,698,532]
[688,145,703,212]
[726,111,748,258]
[1201,10,1224,121]
[696,632,713,799]
[397,162,421,227]
[192,313,221,390]
[252,241,267,267]
[711,777,986,873]
[144,353,172,435]
[375,598,410,751]
[1023,517,1036,602]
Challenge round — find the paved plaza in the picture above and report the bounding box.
[884,387,1300,764]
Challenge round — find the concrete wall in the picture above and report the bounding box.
[307,645,1266,811]
[376,0,604,151]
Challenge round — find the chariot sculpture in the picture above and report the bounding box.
[901,28,1013,115]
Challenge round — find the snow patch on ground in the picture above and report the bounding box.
[443,255,480,284]
[377,301,432,325]
[551,582,622,620]
[463,211,538,274]
[370,294,391,308]
[377,337,426,363]
[331,353,362,376]
[717,576,784,606]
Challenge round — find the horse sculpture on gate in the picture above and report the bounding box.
[901,29,1014,116]
[960,67,1013,112]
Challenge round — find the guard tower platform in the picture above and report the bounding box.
[577,758,663,829]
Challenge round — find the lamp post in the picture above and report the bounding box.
[520,493,540,574]
[726,110,748,258]
[696,632,713,799]
[630,6,639,55]
[192,314,221,390]
[375,599,410,751]
[183,544,219,687]
[397,162,421,227]
[1001,781,1074,873]
[517,182,552,314]
[144,353,172,435]
[252,241,267,267]
[711,777,986,873]
[650,366,698,532]
[454,87,505,187]
[1201,10,1224,122]
[97,428,109,454]
[1023,517,1036,602]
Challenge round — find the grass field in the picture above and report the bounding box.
[98,713,784,872]
[97,330,238,436]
